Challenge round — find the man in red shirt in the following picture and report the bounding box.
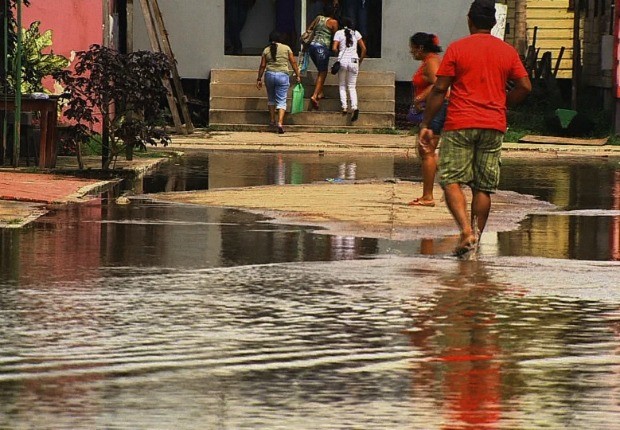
[418,0,532,257]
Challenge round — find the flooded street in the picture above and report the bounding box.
[1,151,619,429]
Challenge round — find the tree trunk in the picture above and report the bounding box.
[514,0,528,57]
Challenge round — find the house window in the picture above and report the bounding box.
[225,0,382,58]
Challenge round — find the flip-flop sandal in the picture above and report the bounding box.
[408,198,436,207]
[310,98,319,110]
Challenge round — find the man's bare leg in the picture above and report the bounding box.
[471,189,491,237]
[444,183,477,254]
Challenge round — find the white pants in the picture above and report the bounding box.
[337,60,359,110]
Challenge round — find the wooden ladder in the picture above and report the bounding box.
[138,0,193,134]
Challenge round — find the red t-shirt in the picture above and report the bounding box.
[437,33,528,132]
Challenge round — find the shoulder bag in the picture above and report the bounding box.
[301,16,320,48]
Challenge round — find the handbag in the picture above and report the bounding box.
[300,28,315,47]
[330,49,344,75]
[406,102,425,125]
[301,16,319,48]
[330,61,341,75]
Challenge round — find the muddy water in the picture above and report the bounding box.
[142,152,620,261]
[0,151,619,429]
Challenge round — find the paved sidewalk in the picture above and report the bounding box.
[0,172,106,204]
[0,156,166,228]
[168,129,620,156]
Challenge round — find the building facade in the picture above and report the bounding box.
[129,0,473,82]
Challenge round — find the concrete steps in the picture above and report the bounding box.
[209,68,395,131]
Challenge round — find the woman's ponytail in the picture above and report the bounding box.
[270,41,277,62]
[268,30,282,61]
[342,17,354,48]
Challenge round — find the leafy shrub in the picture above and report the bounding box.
[54,45,173,169]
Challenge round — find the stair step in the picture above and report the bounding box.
[211,83,394,99]
[208,68,396,131]
[211,68,396,86]
[209,110,394,128]
[210,96,394,113]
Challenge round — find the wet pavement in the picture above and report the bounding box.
[0,171,105,203]
[0,146,619,429]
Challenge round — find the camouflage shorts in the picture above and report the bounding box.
[438,128,504,192]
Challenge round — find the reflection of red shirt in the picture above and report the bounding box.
[437,33,528,132]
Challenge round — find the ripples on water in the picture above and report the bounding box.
[1,154,619,428]
[1,257,619,429]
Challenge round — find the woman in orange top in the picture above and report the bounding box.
[409,32,447,207]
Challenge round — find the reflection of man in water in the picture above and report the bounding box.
[225,0,256,55]
[406,261,504,428]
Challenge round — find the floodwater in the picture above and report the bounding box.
[0,151,619,429]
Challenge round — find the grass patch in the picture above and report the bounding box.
[607,135,620,145]
[372,128,402,135]
[133,149,171,158]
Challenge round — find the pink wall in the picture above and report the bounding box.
[22,1,105,128]
[22,0,103,62]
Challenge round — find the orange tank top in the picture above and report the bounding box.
[412,53,440,98]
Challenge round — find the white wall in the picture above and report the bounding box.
[132,0,473,82]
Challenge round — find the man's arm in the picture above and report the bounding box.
[506,76,532,107]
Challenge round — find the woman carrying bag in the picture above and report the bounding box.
[332,17,367,122]
[257,31,302,134]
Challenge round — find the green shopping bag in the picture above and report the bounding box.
[291,83,304,114]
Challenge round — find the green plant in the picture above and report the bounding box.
[17,21,69,93]
[54,45,173,169]
[607,135,620,146]
[0,0,30,93]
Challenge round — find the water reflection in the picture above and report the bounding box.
[141,153,620,261]
[403,258,620,429]
[406,261,505,428]
[2,151,620,428]
[142,152,394,192]
[498,159,620,261]
[0,257,618,429]
[0,193,382,283]
[498,214,620,260]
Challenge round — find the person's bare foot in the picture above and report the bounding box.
[453,233,478,257]
[310,97,319,110]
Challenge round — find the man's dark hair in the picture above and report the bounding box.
[468,0,496,30]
